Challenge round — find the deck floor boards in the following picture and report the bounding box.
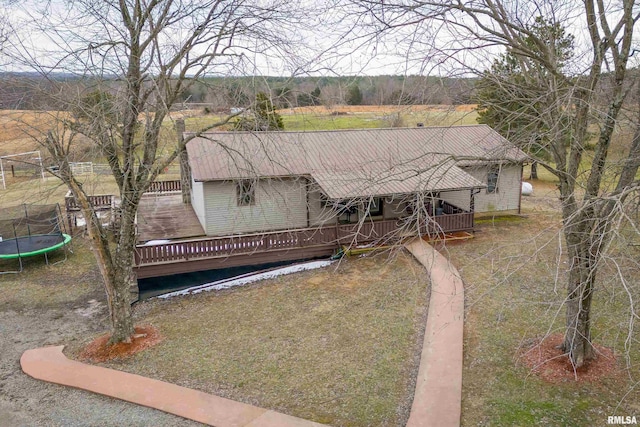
[137,195,204,242]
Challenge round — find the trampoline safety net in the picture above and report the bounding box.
[0,204,64,243]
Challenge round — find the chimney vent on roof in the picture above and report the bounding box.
[416,123,424,127]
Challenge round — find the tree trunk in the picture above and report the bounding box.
[561,234,596,367]
[78,195,135,344]
[107,198,140,344]
[530,161,538,179]
[108,249,135,344]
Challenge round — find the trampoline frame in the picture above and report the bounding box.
[0,204,73,274]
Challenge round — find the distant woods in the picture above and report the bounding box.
[2,72,635,113]
[0,75,476,111]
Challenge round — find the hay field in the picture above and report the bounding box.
[0,110,61,156]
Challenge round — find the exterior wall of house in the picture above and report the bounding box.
[439,190,471,211]
[200,178,308,236]
[308,184,338,227]
[191,179,206,227]
[462,163,522,213]
[383,197,407,219]
[192,165,519,237]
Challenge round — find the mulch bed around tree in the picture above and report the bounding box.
[518,333,620,383]
[79,325,162,363]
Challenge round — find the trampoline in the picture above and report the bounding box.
[0,234,72,259]
[0,204,72,273]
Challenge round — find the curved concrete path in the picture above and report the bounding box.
[404,238,464,427]
[21,238,464,427]
[20,346,325,427]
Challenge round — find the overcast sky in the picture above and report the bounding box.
[1,0,638,78]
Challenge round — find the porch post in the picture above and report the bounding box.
[470,189,476,229]
[470,189,475,213]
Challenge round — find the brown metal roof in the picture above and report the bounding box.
[186,125,526,199]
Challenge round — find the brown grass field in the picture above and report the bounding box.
[0,104,480,157]
[0,110,59,156]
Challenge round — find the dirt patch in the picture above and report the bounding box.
[518,333,620,383]
[79,325,162,363]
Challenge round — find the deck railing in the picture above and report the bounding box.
[442,200,467,215]
[65,180,181,213]
[134,214,473,267]
[64,194,114,211]
[134,226,340,265]
[336,219,400,242]
[146,180,181,193]
[431,212,474,234]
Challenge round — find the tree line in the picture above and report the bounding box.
[0,74,476,111]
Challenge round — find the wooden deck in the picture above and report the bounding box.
[137,194,204,242]
[133,212,475,279]
[130,188,475,279]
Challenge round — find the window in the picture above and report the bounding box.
[487,168,499,193]
[320,193,330,208]
[237,180,255,206]
[338,205,358,224]
[367,197,383,216]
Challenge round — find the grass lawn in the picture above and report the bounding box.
[183,105,479,132]
[89,252,430,427]
[6,105,640,426]
[281,108,478,131]
[446,192,640,426]
[0,174,124,208]
[0,237,103,311]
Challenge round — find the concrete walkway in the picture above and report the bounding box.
[21,238,464,426]
[20,346,325,427]
[404,238,464,427]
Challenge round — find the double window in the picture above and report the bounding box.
[237,180,255,206]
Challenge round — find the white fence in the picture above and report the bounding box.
[69,162,94,175]
[66,163,180,176]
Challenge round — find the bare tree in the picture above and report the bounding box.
[350,0,640,368]
[0,6,11,62]
[4,0,308,344]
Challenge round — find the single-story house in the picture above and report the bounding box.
[133,125,527,279]
[186,125,527,238]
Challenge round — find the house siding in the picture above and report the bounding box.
[202,178,308,236]
[308,184,338,226]
[462,164,522,212]
[192,163,522,237]
[439,190,471,211]
[383,196,407,219]
[191,179,206,228]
